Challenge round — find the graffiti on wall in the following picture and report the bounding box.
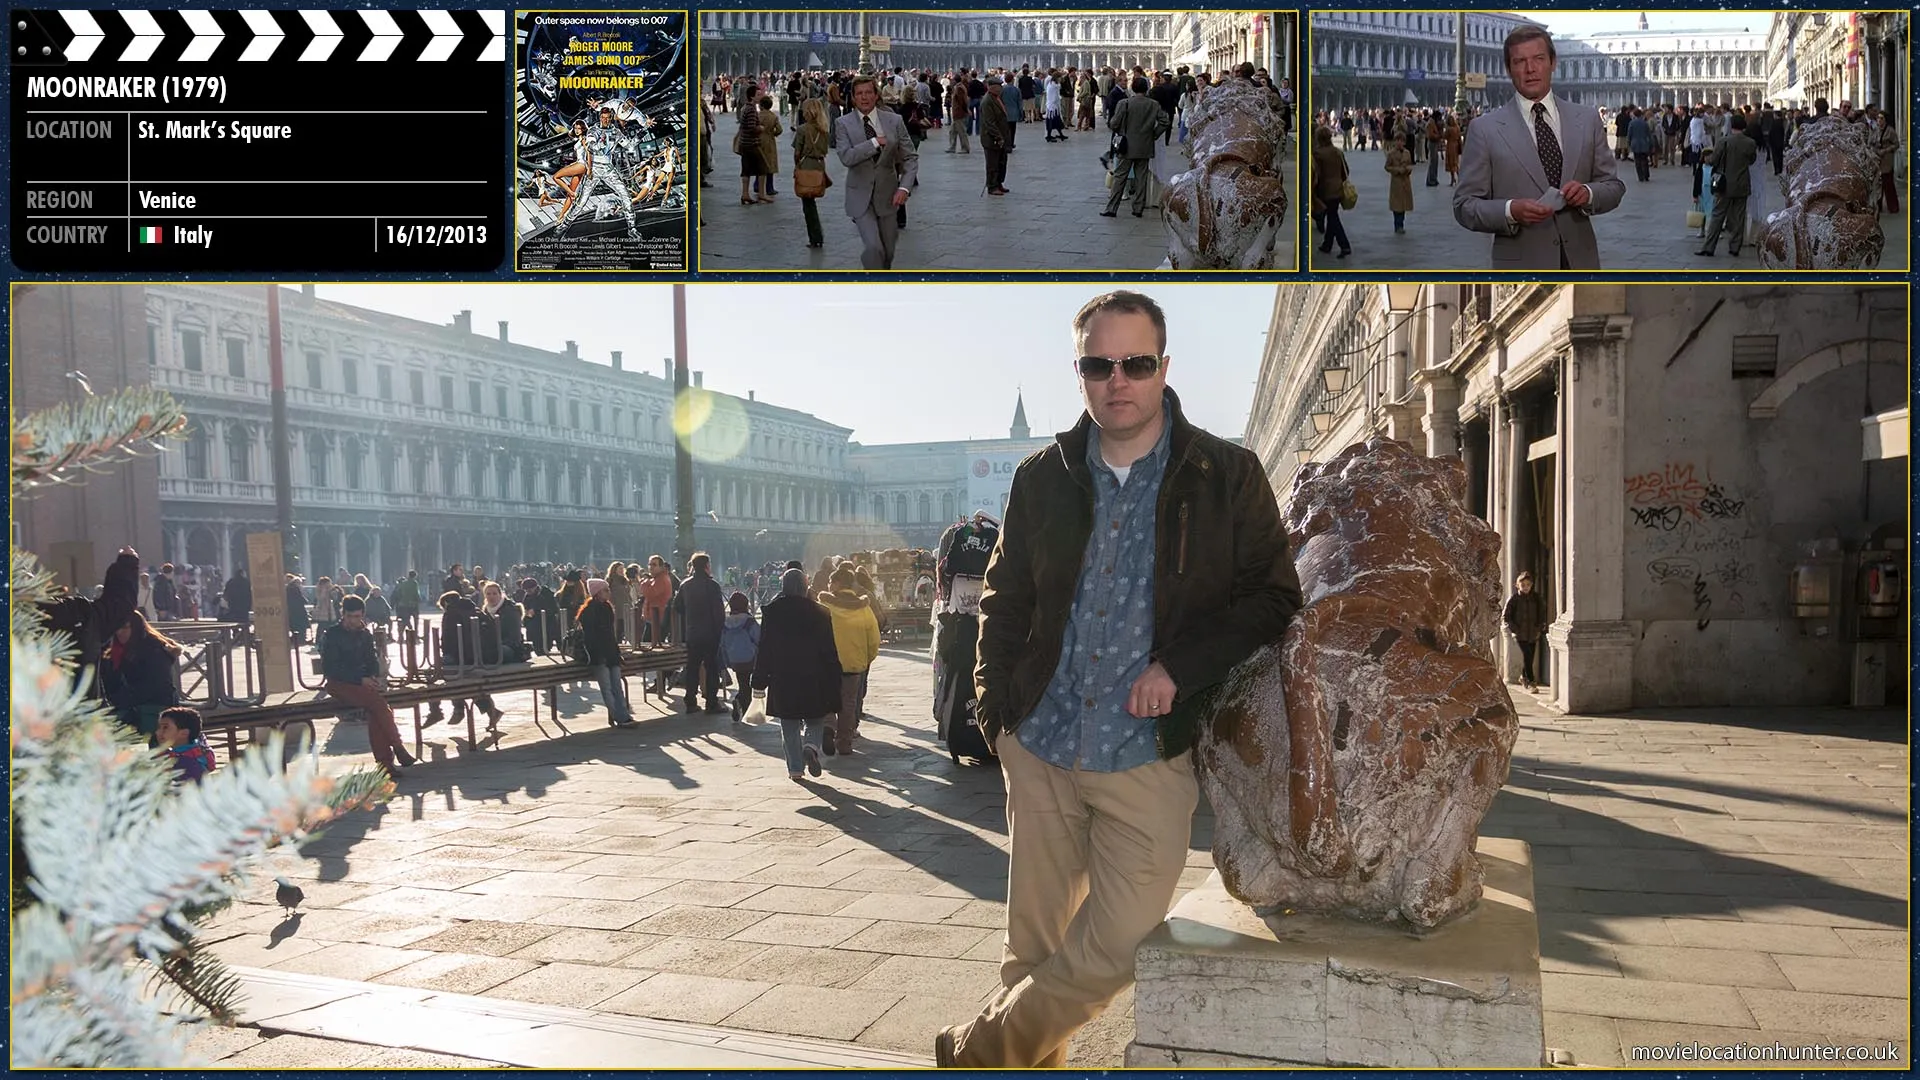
[1632,464,1755,628]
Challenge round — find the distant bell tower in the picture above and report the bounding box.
[1638,12,1648,30]
[1009,391,1031,440]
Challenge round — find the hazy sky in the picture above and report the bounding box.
[1537,11,1774,37]
[318,284,1276,445]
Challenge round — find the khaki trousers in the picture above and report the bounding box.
[951,731,1198,1067]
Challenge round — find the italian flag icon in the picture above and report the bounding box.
[139,226,163,244]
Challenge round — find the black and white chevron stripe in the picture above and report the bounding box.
[30,9,504,63]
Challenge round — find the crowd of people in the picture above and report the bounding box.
[283,552,897,782]
[700,61,1293,265]
[1309,23,1903,268]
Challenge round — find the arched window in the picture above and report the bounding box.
[941,492,956,522]
[307,432,329,487]
[185,425,210,480]
[894,494,908,522]
[343,438,364,490]
[873,496,886,521]
[918,493,931,523]
[226,423,251,482]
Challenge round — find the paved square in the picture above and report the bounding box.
[1310,145,1909,272]
[699,110,1296,271]
[200,650,1909,1068]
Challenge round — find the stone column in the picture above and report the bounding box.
[171,526,189,567]
[300,528,314,577]
[1416,370,1461,459]
[1544,311,1635,713]
[210,421,228,482]
[337,529,349,578]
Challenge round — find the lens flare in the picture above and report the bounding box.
[673,388,750,462]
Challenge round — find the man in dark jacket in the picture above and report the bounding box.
[1147,71,1181,144]
[223,569,252,628]
[980,76,1013,196]
[676,552,728,714]
[321,595,414,779]
[751,567,844,773]
[152,563,179,620]
[938,291,1302,1068]
[520,577,559,654]
[391,570,422,637]
[1502,570,1547,692]
[38,547,140,698]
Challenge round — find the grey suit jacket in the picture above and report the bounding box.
[833,108,919,219]
[1109,93,1168,160]
[1452,94,1625,270]
[1709,132,1759,197]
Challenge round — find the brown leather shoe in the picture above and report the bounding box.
[934,1026,957,1068]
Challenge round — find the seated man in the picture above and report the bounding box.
[321,595,416,780]
[155,706,217,784]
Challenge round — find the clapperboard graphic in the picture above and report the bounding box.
[10,10,509,273]
[14,9,505,65]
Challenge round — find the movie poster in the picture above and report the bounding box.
[515,10,688,271]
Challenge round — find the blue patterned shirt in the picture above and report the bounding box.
[1018,403,1171,772]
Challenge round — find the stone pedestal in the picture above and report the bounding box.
[1127,837,1544,1068]
[1547,617,1638,713]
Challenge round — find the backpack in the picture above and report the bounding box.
[721,618,760,666]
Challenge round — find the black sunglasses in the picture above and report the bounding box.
[1076,354,1163,381]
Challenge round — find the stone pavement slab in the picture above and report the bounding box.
[700,110,1296,271]
[200,653,1907,1068]
[1312,145,1909,271]
[222,965,924,1068]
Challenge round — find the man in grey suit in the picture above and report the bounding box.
[1697,112,1759,257]
[1452,27,1625,270]
[834,75,919,270]
[1101,77,1170,218]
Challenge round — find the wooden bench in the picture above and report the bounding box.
[199,645,689,760]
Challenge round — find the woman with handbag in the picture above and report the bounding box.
[1312,126,1352,259]
[792,98,832,249]
[736,85,770,205]
[756,96,782,198]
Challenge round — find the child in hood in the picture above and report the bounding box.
[720,592,762,721]
[156,706,217,784]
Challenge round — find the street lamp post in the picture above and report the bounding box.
[857,11,874,77]
[1454,11,1470,117]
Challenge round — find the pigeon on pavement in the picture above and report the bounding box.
[275,877,305,915]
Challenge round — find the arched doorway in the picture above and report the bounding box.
[346,532,374,580]
[187,526,219,567]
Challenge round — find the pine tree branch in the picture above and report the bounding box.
[11,387,187,500]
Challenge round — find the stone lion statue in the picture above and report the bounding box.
[1757,118,1885,270]
[1163,78,1289,270]
[1199,438,1518,929]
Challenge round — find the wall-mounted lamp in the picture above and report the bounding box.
[1384,282,1424,314]
[1321,363,1350,395]
[1310,408,1334,434]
